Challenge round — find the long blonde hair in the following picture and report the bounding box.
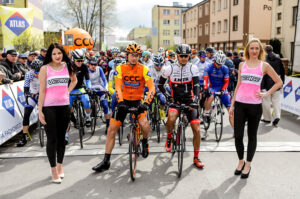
[244,38,265,61]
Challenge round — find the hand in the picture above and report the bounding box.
[219,90,225,95]
[229,106,234,118]
[10,80,14,84]
[39,111,47,125]
[16,73,22,80]
[138,102,149,113]
[256,91,268,99]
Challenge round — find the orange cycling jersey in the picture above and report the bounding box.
[115,62,155,104]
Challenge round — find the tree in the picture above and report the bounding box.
[145,37,152,49]
[12,30,43,53]
[44,32,61,49]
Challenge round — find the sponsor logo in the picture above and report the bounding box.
[295,87,300,102]
[113,70,118,76]
[5,12,30,36]
[2,90,15,117]
[124,82,140,87]
[17,86,26,107]
[241,75,261,82]
[147,71,152,77]
[124,76,141,81]
[47,78,69,85]
[283,80,293,98]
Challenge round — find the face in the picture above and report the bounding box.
[18,57,27,64]
[154,64,163,71]
[112,53,118,59]
[143,56,149,62]
[74,59,84,67]
[41,51,47,57]
[191,54,197,59]
[170,55,175,60]
[200,56,206,62]
[7,54,17,63]
[248,42,260,59]
[28,54,36,61]
[214,61,222,69]
[177,54,189,65]
[89,63,97,71]
[128,53,139,65]
[51,48,63,64]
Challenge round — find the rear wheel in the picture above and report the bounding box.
[90,99,97,136]
[177,124,184,178]
[214,102,223,142]
[201,107,210,140]
[118,124,123,146]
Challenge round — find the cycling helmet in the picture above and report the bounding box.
[126,43,142,54]
[71,49,85,60]
[214,51,226,65]
[176,44,191,55]
[198,50,206,57]
[30,59,43,73]
[80,47,87,54]
[191,49,197,54]
[114,57,126,66]
[88,57,98,65]
[168,51,176,57]
[111,47,120,54]
[152,54,164,66]
[158,47,165,53]
[206,47,215,53]
[95,52,100,58]
[142,51,151,58]
[106,49,112,57]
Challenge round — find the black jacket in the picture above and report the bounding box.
[0,59,22,75]
[261,52,285,91]
[232,56,242,70]
[0,65,19,84]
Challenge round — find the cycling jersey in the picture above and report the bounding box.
[159,62,200,103]
[196,60,209,85]
[142,59,154,70]
[88,66,107,91]
[24,70,39,94]
[149,67,163,87]
[114,63,155,104]
[206,57,214,65]
[203,63,229,90]
[108,69,116,95]
[190,57,200,65]
[73,63,91,90]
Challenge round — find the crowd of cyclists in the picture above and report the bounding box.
[1,38,283,183]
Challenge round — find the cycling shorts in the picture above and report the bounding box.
[70,89,91,109]
[209,87,231,108]
[168,104,200,124]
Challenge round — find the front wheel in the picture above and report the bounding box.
[129,125,137,182]
[177,125,184,178]
[214,103,223,142]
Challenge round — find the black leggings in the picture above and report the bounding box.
[234,102,262,162]
[43,106,70,167]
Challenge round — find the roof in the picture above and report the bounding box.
[182,0,209,13]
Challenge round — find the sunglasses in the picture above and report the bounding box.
[21,58,27,60]
[75,59,84,62]
[179,55,189,58]
[90,64,97,66]
[130,54,139,57]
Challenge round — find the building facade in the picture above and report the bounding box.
[152,3,188,53]
[182,0,210,50]
[271,0,298,63]
[293,0,300,72]
[127,27,151,47]
[0,0,44,50]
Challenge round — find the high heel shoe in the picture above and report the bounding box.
[52,177,62,184]
[241,167,251,179]
[234,161,245,175]
[58,173,65,179]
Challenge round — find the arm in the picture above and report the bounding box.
[230,62,243,109]
[192,76,200,98]
[68,72,77,94]
[84,66,91,89]
[158,76,167,94]
[203,66,209,89]
[24,72,31,95]
[99,67,108,90]
[114,66,123,102]
[145,79,155,105]
[38,66,47,124]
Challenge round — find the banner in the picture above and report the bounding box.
[0,6,34,49]
[280,76,300,116]
[0,81,37,145]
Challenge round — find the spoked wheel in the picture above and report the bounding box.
[155,104,161,143]
[38,121,45,148]
[214,103,223,142]
[78,104,85,149]
[118,124,124,146]
[129,126,137,181]
[177,125,184,178]
[90,101,97,136]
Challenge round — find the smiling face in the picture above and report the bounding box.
[51,48,63,64]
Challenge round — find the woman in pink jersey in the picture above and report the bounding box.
[229,38,282,179]
[38,43,77,184]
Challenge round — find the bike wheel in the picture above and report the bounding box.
[118,124,124,146]
[129,125,137,181]
[156,104,160,143]
[214,103,223,142]
[38,121,45,148]
[90,100,97,136]
[78,104,84,149]
[177,125,184,178]
[97,99,106,123]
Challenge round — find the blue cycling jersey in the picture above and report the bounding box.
[204,63,229,89]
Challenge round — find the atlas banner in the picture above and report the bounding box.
[280,76,300,116]
[0,6,34,49]
[0,81,37,145]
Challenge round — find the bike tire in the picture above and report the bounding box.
[90,100,97,136]
[97,99,106,123]
[156,103,161,143]
[214,103,223,142]
[129,125,137,182]
[177,124,184,178]
[78,103,84,149]
[118,124,124,146]
[38,121,45,148]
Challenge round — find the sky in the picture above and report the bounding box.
[44,0,202,38]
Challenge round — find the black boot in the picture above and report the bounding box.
[16,134,28,147]
[92,154,111,172]
[142,138,149,158]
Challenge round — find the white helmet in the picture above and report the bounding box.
[158,47,165,53]
[214,51,226,65]
[111,47,120,54]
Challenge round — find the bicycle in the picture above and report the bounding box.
[170,103,198,178]
[149,93,161,143]
[128,107,143,182]
[201,91,225,142]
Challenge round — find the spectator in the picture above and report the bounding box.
[261,45,285,126]
[37,48,47,61]
[224,51,236,92]
[0,49,22,80]
[2,52,7,60]
[16,54,29,76]
[27,51,37,66]
[232,51,242,70]
[0,64,19,84]
[239,51,245,61]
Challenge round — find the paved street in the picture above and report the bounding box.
[0,111,300,199]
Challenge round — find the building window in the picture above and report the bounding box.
[212,22,216,34]
[174,20,180,26]
[163,9,170,15]
[175,10,180,15]
[194,27,197,38]
[277,13,282,20]
[190,28,193,38]
[174,30,180,36]
[199,6,203,18]
[293,6,298,26]
[199,25,203,36]
[205,23,209,35]
[233,16,238,31]
[163,30,170,36]
[212,1,216,13]
[183,14,186,23]
[233,0,238,6]
[224,0,228,9]
[187,30,189,38]
[0,0,14,3]
[205,4,209,15]
[218,21,221,33]
[278,0,282,6]
[163,20,170,25]
[224,19,228,32]
[223,42,227,51]
[217,43,220,50]
[233,42,237,50]
[163,40,170,45]
[218,0,221,11]
[277,27,281,34]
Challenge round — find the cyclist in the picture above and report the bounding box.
[141,51,154,70]
[158,44,204,168]
[206,47,215,64]
[88,57,110,134]
[16,59,43,147]
[108,47,120,69]
[166,51,176,66]
[203,51,234,127]
[190,49,200,65]
[197,50,209,109]
[151,54,167,120]
[92,43,155,172]
[158,47,165,57]
[66,49,92,143]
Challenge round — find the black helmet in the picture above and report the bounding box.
[71,49,85,60]
[30,59,43,73]
[152,54,164,66]
[88,57,98,65]
[176,44,191,55]
[206,47,215,53]
[198,50,206,57]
